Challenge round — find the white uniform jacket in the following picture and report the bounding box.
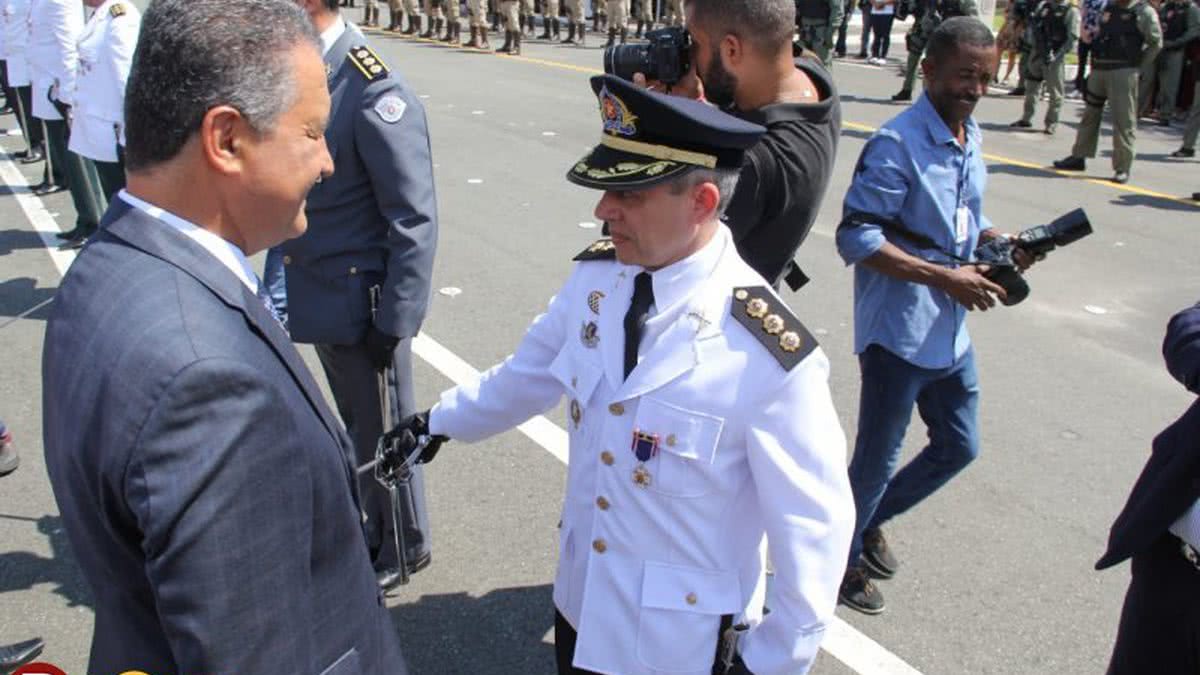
[3,0,30,87]
[27,0,82,121]
[431,226,854,675]
[68,0,138,162]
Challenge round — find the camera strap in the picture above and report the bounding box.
[837,211,972,266]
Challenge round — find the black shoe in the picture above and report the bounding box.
[59,236,88,250]
[19,149,44,164]
[856,51,868,59]
[0,637,44,670]
[1157,117,1172,127]
[1112,171,1129,184]
[839,567,885,615]
[891,89,912,102]
[1008,86,1026,96]
[1009,119,1032,128]
[1053,156,1085,171]
[31,181,65,195]
[861,528,899,579]
[1192,192,1200,201]
[376,567,404,591]
[1171,147,1195,158]
[56,226,82,241]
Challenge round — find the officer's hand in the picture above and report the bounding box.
[939,265,1007,311]
[383,410,449,465]
[365,325,400,372]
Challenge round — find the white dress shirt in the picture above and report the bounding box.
[319,16,346,56]
[119,190,259,293]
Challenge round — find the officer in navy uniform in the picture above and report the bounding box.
[1099,301,1200,674]
[387,74,854,675]
[265,0,438,592]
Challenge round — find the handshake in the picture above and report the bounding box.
[363,411,449,486]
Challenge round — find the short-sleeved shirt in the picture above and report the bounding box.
[723,57,841,289]
[836,93,993,370]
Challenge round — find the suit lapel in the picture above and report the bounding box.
[101,202,353,468]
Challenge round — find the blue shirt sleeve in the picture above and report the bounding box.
[837,130,912,267]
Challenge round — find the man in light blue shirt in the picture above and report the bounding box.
[835,17,1034,614]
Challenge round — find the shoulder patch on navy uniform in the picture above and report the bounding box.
[347,45,389,82]
[730,286,816,371]
[573,239,617,262]
[109,2,126,17]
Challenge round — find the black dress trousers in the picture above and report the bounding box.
[1107,534,1200,674]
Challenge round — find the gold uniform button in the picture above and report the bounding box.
[685,593,698,605]
[349,266,358,275]
[600,451,615,466]
[282,255,292,265]
[596,496,610,510]
[592,538,607,553]
[608,402,625,416]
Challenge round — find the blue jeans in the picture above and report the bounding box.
[846,344,981,566]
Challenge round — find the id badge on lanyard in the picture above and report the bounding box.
[955,206,970,245]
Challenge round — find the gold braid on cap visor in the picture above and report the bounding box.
[599,134,718,169]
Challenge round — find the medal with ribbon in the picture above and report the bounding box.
[631,430,659,487]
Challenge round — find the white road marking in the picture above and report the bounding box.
[5,148,923,675]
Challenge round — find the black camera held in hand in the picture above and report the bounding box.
[974,208,1093,306]
[603,26,691,86]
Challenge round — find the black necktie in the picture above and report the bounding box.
[623,272,654,380]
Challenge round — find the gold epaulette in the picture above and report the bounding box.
[348,45,389,82]
[109,2,126,17]
[730,286,816,371]
[573,239,617,262]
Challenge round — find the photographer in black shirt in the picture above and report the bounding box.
[638,0,842,290]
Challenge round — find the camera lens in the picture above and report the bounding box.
[603,44,654,83]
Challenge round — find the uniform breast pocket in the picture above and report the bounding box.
[549,345,603,431]
[634,396,724,499]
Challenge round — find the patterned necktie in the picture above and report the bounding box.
[623,272,655,380]
[256,283,284,328]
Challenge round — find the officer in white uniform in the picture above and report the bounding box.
[69,0,139,202]
[388,75,854,675]
[29,0,103,246]
[3,0,45,166]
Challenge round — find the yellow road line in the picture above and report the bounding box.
[372,30,1199,209]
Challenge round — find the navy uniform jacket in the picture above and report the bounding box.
[278,23,437,345]
[1098,302,1200,570]
[42,201,407,674]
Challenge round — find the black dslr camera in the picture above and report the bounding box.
[603,26,691,86]
[974,208,1092,306]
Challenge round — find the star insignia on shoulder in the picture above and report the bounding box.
[573,238,617,262]
[109,2,126,17]
[348,45,389,82]
[730,286,816,371]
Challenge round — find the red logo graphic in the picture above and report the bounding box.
[14,663,68,675]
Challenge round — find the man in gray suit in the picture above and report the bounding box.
[265,0,439,591]
[42,1,407,672]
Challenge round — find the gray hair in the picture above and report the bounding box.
[124,0,321,172]
[665,167,742,219]
[926,16,995,63]
[685,0,796,54]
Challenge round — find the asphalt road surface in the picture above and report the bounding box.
[2,7,1199,674]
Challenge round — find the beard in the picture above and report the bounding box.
[701,46,738,109]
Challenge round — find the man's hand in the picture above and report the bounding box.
[382,410,448,465]
[365,326,400,372]
[939,265,1007,311]
[632,70,705,100]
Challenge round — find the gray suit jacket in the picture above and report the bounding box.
[42,199,407,674]
[276,23,438,345]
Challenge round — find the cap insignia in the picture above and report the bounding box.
[599,86,638,137]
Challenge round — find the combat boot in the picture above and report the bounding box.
[577,22,587,45]
[635,19,644,37]
[479,25,491,48]
[605,27,616,47]
[552,18,560,39]
[512,30,521,55]
[404,15,417,34]
[540,16,552,39]
[496,29,513,52]
[592,12,600,32]
[491,13,500,32]
[561,21,576,43]
[421,17,435,38]
[442,21,456,43]
[436,17,446,38]
[620,26,627,44]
